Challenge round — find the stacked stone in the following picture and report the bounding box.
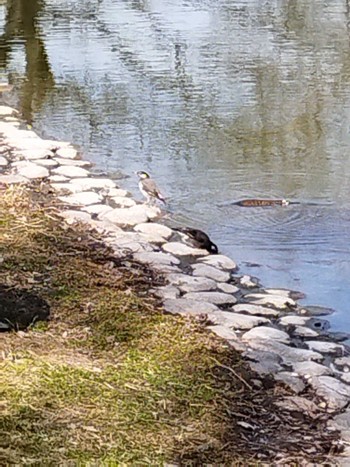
[0,105,349,461]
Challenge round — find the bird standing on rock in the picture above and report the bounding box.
[136,171,166,205]
[174,227,219,254]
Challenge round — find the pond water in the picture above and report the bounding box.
[1,0,349,330]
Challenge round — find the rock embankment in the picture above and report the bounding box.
[0,105,349,462]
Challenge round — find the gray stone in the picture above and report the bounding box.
[30,159,59,168]
[299,305,335,316]
[148,263,181,274]
[306,341,345,356]
[108,232,156,253]
[153,285,180,300]
[292,326,319,338]
[245,293,296,309]
[324,332,350,342]
[52,166,90,178]
[275,396,320,418]
[167,274,217,293]
[331,410,350,442]
[334,357,350,371]
[292,361,332,377]
[207,325,238,341]
[103,187,131,197]
[163,299,219,315]
[49,175,70,183]
[242,326,290,344]
[134,223,173,240]
[69,177,116,190]
[109,196,136,208]
[275,372,305,394]
[208,311,270,330]
[82,204,114,215]
[191,263,230,282]
[55,147,79,159]
[101,205,160,227]
[278,315,330,332]
[0,174,28,184]
[309,376,350,411]
[264,288,305,300]
[51,182,83,194]
[0,156,8,166]
[232,303,280,318]
[15,162,49,179]
[59,210,92,224]
[133,251,181,266]
[58,191,101,206]
[112,240,154,254]
[217,282,240,294]
[182,291,237,305]
[162,242,209,257]
[247,340,324,364]
[198,254,237,271]
[245,350,283,375]
[53,157,92,167]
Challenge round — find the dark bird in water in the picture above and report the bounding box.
[235,198,290,207]
[174,227,219,254]
[136,171,166,205]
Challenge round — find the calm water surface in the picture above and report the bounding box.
[1,0,349,329]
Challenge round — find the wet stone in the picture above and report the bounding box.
[162,242,209,257]
[242,326,290,344]
[198,254,237,271]
[167,274,217,293]
[306,341,345,357]
[163,298,219,315]
[299,305,335,316]
[309,376,350,411]
[52,166,90,178]
[58,191,101,206]
[245,293,296,309]
[182,291,237,305]
[232,303,280,318]
[133,251,180,266]
[134,223,173,240]
[208,311,270,330]
[191,263,230,282]
[292,361,332,377]
[275,372,305,394]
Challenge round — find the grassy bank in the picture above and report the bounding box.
[0,184,339,464]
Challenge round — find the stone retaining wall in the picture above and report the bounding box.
[0,105,349,462]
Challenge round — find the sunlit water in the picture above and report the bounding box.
[1,0,349,330]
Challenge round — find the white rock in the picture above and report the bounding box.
[153,286,180,300]
[309,376,350,411]
[0,105,17,115]
[232,303,280,318]
[69,178,116,190]
[103,187,131,197]
[247,340,324,364]
[18,148,55,160]
[31,159,59,168]
[242,326,290,344]
[49,175,70,183]
[167,274,217,293]
[191,263,230,282]
[51,183,84,194]
[209,311,270,329]
[60,210,92,224]
[134,223,173,240]
[292,326,319,337]
[58,191,101,206]
[55,147,79,159]
[278,315,310,326]
[15,162,49,179]
[306,341,345,356]
[198,254,237,271]
[182,291,237,305]
[52,166,90,178]
[101,205,160,227]
[292,361,332,377]
[0,174,28,184]
[53,158,92,167]
[163,298,219,315]
[217,282,240,294]
[82,204,114,215]
[245,293,296,309]
[207,325,238,341]
[0,156,8,166]
[133,251,180,266]
[239,275,259,288]
[162,242,209,257]
[264,288,305,300]
[110,196,136,207]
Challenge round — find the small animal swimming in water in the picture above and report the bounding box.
[174,227,219,254]
[136,171,166,205]
[235,199,290,207]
